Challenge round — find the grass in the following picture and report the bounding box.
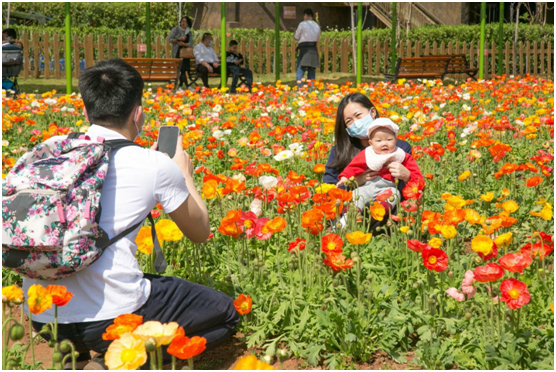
[13,72,463,94]
[14,73,386,94]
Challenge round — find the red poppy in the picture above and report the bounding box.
[375,188,394,202]
[520,231,554,260]
[240,211,258,238]
[498,253,532,274]
[402,177,425,200]
[168,334,207,360]
[407,239,430,253]
[46,285,74,307]
[473,263,505,283]
[500,278,530,310]
[321,233,344,255]
[288,238,307,252]
[421,247,448,272]
[524,176,543,187]
[254,217,272,240]
[323,253,354,271]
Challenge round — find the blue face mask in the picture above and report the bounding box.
[346,112,374,139]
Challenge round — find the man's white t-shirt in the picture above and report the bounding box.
[23,124,189,323]
[294,20,321,43]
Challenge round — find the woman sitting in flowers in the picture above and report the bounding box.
[324,93,416,219]
[336,117,423,211]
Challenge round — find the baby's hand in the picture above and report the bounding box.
[336,177,349,187]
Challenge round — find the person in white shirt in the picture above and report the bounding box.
[294,9,321,88]
[193,33,221,88]
[26,59,239,369]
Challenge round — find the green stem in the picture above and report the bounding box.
[188,358,194,370]
[28,311,36,368]
[149,350,156,370]
[157,346,163,370]
[172,355,176,370]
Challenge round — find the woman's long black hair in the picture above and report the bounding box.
[180,16,193,28]
[329,93,379,171]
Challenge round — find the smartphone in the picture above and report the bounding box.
[157,126,180,158]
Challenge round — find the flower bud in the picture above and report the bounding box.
[2,295,7,303]
[262,354,273,365]
[538,268,545,275]
[474,256,482,264]
[287,263,294,271]
[59,340,71,353]
[447,271,454,278]
[145,338,157,352]
[9,324,25,341]
[464,312,472,320]
[52,352,63,363]
[335,200,341,207]
[352,257,360,264]
[350,251,359,259]
[335,222,343,230]
[412,282,419,289]
[48,340,56,348]
[277,348,290,361]
[366,274,373,281]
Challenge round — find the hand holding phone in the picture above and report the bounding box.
[157,126,180,158]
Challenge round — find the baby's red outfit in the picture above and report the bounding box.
[339,151,423,182]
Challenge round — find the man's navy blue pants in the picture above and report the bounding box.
[33,274,240,364]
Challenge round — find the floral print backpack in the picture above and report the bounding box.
[2,133,167,280]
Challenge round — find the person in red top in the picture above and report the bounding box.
[337,118,423,210]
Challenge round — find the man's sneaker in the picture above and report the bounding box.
[83,354,107,370]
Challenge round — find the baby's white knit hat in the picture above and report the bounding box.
[368,118,399,138]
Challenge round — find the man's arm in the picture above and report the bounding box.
[294,23,303,41]
[164,137,210,243]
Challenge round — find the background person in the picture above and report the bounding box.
[193,33,220,89]
[25,59,239,369]
[2,28,23,48]
[168,16,193,88]
[226,40,253,93]
[294,9,321,88]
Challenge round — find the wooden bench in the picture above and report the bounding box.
[384,56,451,81]
[421,54,478,80]
[123,58,181,85]
[186,59,248,90]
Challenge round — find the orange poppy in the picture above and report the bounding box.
[524,176,543,187]
[265,216,287,233]
[323,253,354,271]
[168,333,207,360]
[370,202,386,221]
[234,294,253,315]
[46,285,74,307]
[321,233,344,255]
[313,164,325,173]
[301,208,324,235]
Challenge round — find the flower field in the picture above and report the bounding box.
[2,75,554,369]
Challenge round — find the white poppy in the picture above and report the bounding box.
[259,175,278,189]
[274,150,294,161]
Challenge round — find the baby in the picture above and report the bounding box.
[337,118,422,210]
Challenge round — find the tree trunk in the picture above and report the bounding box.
[513,2,520,75]
[406,2,413,38]
[350,2,357,73]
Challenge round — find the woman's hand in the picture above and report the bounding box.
[354,169,378,187]
[178,41,188,47]
[387,162,410,182]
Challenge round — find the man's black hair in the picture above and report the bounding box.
[303,9,314,18]
[202,33,212,42]
[78,59,144,129]
[2,28,17,39]
[229,40,238,47]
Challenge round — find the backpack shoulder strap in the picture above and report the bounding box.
[106,213,167,274]
[104,139,143,151]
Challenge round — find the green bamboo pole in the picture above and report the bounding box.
[64,3,72,94]
[479,2,486,79]
[275,2,280,81]
[390,3,397,74]
[497,2,504,75]
[221,2,226,89]
[356,2,362,85]
[146,2,151,58]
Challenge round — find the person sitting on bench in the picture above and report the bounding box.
[193,33,220,89]
[226,40,253,94]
